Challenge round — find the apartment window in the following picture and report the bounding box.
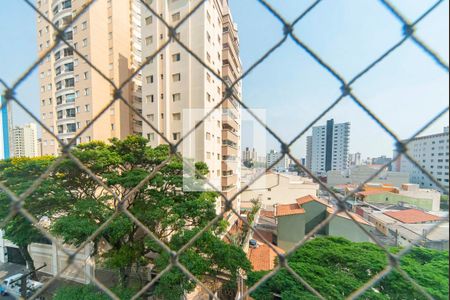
[173,93,181,102]
[172,53,181,62]
[173,132,181,141]
[147,114,155,122]
[146,95,154,103]
[64,62,74,72]
[145,36,153,45]
[83,72,88,80]
[145,16,153,25]
[206,132,211,140]
[85,104,90,112]
[148,133,155,142]
[172,12,181,22]
[172,73,181,82]
[84,88,89,96]
[57,111,63,120]
[207,93,211,102]
[65,78,75,87]
[173,113,181,121]
[67,123,77,133]
[146,75,154,84]
[82,21,87,30]
[66,108,76,118]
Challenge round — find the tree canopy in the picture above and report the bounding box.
[1,136,251,298]
[248,237,449,300]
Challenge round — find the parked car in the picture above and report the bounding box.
[1,273,44,298]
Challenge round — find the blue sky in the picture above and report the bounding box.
[1,0,449,159]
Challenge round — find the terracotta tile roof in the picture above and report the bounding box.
[260,210,275,219]
[248,243,285,272]
[384,209,441,224]
[297,195,333,208]
[296,195,319,205]
[275,204,305,217]
[327,207,374,227]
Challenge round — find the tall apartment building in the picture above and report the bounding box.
[266,150,289,172]
[393,127,449,192]
[306,119,350,175]
[12,124,39,158]
[242,147,257,163]
[36,0,143,156]
[141,0,242,213]
[1,96,13,160]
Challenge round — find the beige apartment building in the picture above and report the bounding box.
[141,0,242,215]
[36,0,143,155]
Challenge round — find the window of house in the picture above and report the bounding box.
[173,93,181,102]
[172,73,181,82]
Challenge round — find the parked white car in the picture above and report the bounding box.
[1,273,44,298]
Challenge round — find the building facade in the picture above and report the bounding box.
[12,123,39,158]
[327,165,410,188]
[266,150,289,172]
[141,0,242,214]
[393,127,449,192]
[36,0,143,156]
[1,96,13,160]
[306,119,350,175]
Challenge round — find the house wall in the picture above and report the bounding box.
[241,173,319,210]
[277,214,305,252]
[0,231,93,284]
[364,192,436,211]
[302,201,327,234]
[327,217,373,243]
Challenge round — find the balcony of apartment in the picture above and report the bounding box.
[222,112,239,131]
[222,173,238,187]
[223,129,238,144]
[52,2,73,24]
[222,144,238,157]
[222,159,238,172]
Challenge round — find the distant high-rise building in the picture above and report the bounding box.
[393,127,449,192]
[306,119,350,175]
[349,152,362,167]
[306,136,312,170]
[36,0,143,155]
[12,123,39,158]
[243,147,257,164]
[1,96,13,160]
[266,150,289,172]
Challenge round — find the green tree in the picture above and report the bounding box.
[0,157,69,279]
[154,230,252,299]
[248,237,449,300]
[49,136,251,295]
[53,285,136,300]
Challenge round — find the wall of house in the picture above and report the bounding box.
[0,231,93,284]
[277,214,305,252]
[241,173,319,210]
[326,217,373,243]
[364,193,436,211]
[302,201,327,234]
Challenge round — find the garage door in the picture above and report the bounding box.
[6,247,26,265]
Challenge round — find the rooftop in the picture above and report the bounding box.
[327,207,374,226]
[275,203,305,217]
[248,229,285,272]
[384,209,441,224]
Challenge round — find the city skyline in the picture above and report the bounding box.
[1,0,449,160]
